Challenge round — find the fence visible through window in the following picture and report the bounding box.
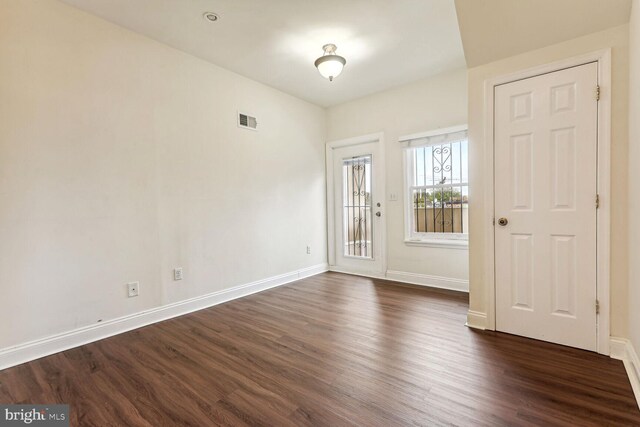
[411,140,468,235]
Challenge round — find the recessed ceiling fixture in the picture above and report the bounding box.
[203,12,219,22]
[314,44,346,82]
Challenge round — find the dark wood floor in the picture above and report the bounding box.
[1,272,638,426]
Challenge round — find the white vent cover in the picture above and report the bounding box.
[238,112,258,131]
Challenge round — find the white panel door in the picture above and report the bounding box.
[330,141,384,274]
[494,63,598,351]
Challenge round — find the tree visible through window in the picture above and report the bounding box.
[408,138,468,238]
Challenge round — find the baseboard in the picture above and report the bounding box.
[610,337,640,409]
[328,266,386,279]
[385,270,469,292]
[297,263,329,279]
[328,267,469,293]
[0,263,329,371]
[610,337,628,359]
[465,310,488,330]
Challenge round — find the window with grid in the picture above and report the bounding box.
[402,127,468,245]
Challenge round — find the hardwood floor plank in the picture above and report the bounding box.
[0,272,638,426]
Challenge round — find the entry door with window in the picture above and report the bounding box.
[494,63,598,351]
[329,140,384,274]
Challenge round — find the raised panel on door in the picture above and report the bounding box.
[550,235,577,317]
[511,133,534,211]
[494,62,598,351]
[511,234,534,310]
[550,128,577,210]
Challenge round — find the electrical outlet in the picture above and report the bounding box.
[127,281,139,298]
[389,192,398,201]
[306,245,311,255]
[174,267,183,281]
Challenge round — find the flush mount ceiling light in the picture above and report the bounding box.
[314,44,346,82]
[203,12,219,22]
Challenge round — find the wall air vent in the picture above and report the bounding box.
[238,112,258,131]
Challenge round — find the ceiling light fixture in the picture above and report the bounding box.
[314,44,346,82]
[203,12,219,22]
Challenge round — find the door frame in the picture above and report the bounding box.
[326,132,387,277]
[482,49,612,355]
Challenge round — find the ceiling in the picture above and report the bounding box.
[455,0,632,68]
[59,0,466,107]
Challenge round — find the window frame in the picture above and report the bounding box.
[400,125,469,249]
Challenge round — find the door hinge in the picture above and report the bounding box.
[596,194,600,209]
[595,85,601,101]
[596,299,600,314]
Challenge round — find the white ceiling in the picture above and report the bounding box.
[455,0,632,68]
[59,0,467,107]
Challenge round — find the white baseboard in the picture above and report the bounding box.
[610,337,628,360]
[465,310,488,330]
[328,267,469,293]
[385,270,469,292]
[328,265,386,279]
[0,263,329,371]
[297,263,328,279]
[610,337,640,409]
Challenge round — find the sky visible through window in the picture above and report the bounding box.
[413,140,468,201]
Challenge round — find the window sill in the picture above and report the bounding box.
[404,239,469,250]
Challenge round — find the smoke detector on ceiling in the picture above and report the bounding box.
[203,12,219,22]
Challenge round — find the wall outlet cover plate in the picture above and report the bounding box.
[127,281,139,297]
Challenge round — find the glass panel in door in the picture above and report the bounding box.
[342,155,372,259]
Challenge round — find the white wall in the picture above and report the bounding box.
[0,0,327,350]
[628,0,640,352]
[454,0,632,67]
[326,70,469,284]
[467,25,630,337]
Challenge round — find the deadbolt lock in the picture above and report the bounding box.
[498,217,509,226]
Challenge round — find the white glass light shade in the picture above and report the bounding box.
[315,56,345,81]
[314,44,346,81]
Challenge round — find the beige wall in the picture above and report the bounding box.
[467,25,630,337]
[326,69,469,282]
[628,0,640,350]
[0,0,327,349]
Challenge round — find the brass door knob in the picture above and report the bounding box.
[498,217,508,226]
[375,212,382,217]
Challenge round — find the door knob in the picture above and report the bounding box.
[498,217,508,226]
[375,212,381,217]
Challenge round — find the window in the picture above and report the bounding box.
[342,155,372,258]
[401,126,468,247]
